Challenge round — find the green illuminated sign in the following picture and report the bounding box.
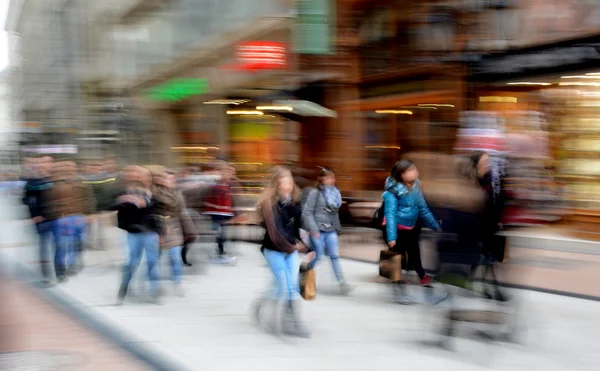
[146,78,209,102]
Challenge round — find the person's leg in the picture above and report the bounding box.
[322,232,344,283]
[168,246,184,285]
[406,228,426,280]
[283,250,310,338]
[52,219,68,280]
[76,215,87,272]
[143,232,160,298]
[308,233,325,270]
[119,233,144,301]
[36,221,51,281]
[211,216,225,256]
[263,249,287,300]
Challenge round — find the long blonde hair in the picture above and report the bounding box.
[256,166,302,253]
[256,166,301,213]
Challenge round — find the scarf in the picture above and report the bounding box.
[320,185,342,210]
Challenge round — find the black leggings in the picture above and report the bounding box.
[393,228,426,279]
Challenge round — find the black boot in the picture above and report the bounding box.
[182,244,192,266]
[284,300,311,338]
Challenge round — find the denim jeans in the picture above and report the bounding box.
[165,246,183,285]
[210,215,231,255]
[36,220,59,279]
[55,215,87,273]
[309,231,344,283]
[121,232,160,296]
[263,249,300,301]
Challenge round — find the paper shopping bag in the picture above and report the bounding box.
[379,250,402,282]
[300,269,316,301]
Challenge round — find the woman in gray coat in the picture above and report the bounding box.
[302,168,354,295]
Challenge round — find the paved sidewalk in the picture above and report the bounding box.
[0,277,150,371]
[2,196,600,370]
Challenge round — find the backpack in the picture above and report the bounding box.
[372,188,400,242]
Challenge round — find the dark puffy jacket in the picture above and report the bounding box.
[261,201,302,254]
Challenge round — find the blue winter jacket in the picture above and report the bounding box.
[382,177,440,243]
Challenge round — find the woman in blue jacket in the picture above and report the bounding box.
[383,159,440,285]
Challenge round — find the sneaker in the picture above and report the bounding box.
[174,285,186,297]
[151,295,163,305]
[420,275,433,286]
[339,282,355,296]
[393,293,417,305]
[116,287,127,306]
[56,275,68,284]
[209,255,237,265]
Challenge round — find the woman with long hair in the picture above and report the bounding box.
[383,159,440,286]
[255,166,311,338]
[152,169,198,296]
[302,167,353,295]
[113,165,164,305]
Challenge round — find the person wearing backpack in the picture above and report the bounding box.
[383,160,441,286]
[302,168,354,295]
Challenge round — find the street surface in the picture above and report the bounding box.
[1,195,600,371]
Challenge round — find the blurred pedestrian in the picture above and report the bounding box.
[256,166,310,338]
[112,166,164,305]
[302,168,354,295]
[152,169,198,296]
[383,160,440,287]
[202,162,238,264]
[44,161,96,281]
[22,157,55,284]
[467,151,508,301]
[82,158,120,251]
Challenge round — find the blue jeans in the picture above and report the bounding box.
[210,215,231,255]
[121,232,160,296]
[165,246,183,285]
[55,215,87,273]
[309,231,344,283]
[36,220,59,279]
[263,249,300,301]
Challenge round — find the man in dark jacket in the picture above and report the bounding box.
[22,156,55,283]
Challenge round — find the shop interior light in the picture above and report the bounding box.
[479,96,518,103]
[204,99,250,105]
[559,82,600,87]
[256,106,293,111]
[506,82,551,86]
[365,145,401,149]
[561,75,600,79]
[418,104,455,107]
[226,110,264,115]
[401,106,436,109]
[375,110,413,115]
[170,146,219,151]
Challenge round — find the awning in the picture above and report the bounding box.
[274,100,337,118]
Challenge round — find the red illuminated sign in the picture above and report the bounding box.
[232,41,287,71]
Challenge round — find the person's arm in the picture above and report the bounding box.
[177,193,199,239]
[301,188,319,236]
[83,184,96,215]
[382,191,398,244]
[416,188,441,231]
